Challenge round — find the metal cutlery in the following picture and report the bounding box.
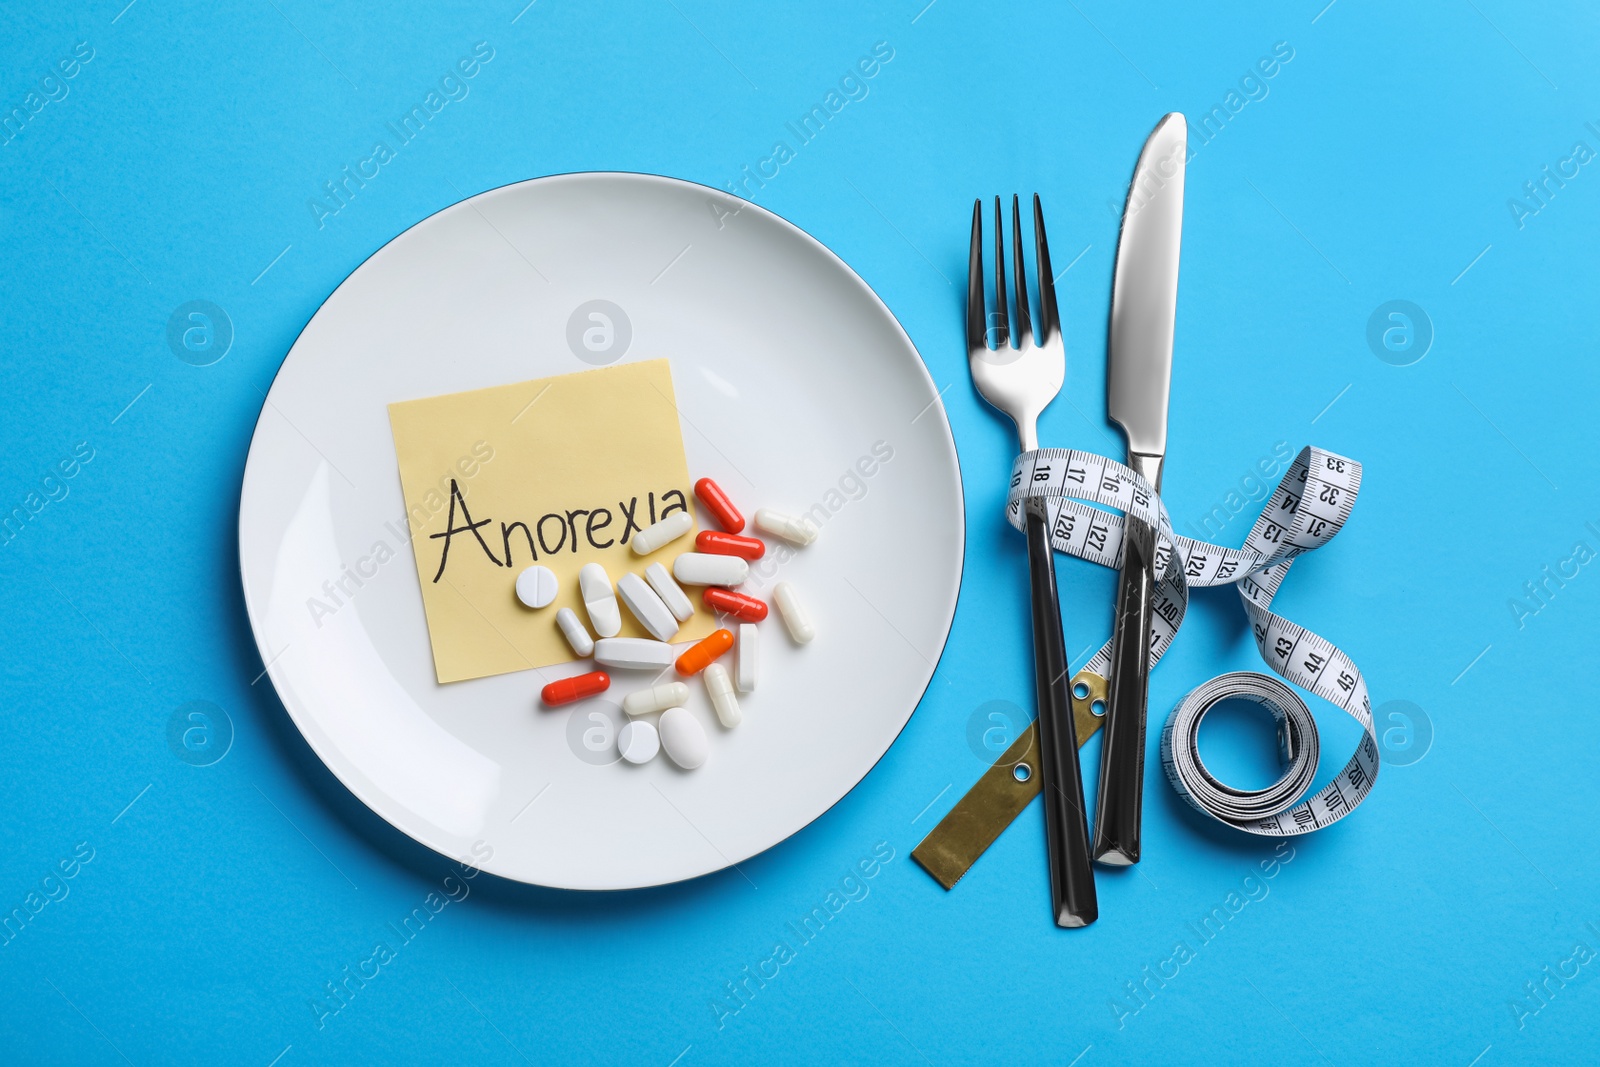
[1093,112,1187,867]
[966,194,1097,927]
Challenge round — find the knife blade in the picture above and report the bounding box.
[1093,112,1186,866]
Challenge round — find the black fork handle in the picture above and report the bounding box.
[1093,512,1157,865]
[1023,496,1098,928]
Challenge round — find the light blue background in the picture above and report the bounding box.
[3,1,1598,1063]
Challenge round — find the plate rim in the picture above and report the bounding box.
[237,169,967,890]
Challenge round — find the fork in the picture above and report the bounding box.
[967,195,1097,928]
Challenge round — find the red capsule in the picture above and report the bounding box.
[694,477,745,533]
[541,671,610,707]
[696,530,766,560]
[703,587,768,622]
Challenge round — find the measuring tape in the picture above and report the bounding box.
[912,446,1375,884]
[1162,672,1323,831]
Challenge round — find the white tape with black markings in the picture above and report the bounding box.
[1004,445,1378,836]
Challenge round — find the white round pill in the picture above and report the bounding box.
[658,706,708,770]
[515,565,559,609]
[617,720,660,765]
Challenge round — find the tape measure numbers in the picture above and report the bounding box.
[912,447,1375,885]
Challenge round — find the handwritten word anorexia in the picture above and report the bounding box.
[430,479,691,581]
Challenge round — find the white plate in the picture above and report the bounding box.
[239,172,963,890]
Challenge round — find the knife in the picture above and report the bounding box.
[1093,112,1186,866]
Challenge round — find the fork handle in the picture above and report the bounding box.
[1093,511,1157,866]
[1023,496,1098,928]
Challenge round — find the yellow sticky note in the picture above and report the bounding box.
[387,359,716,683]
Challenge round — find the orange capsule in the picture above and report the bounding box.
[541,670,610,707]
[675,628,735,676]
[694,477,745,533]
[696,530,765,560]
[703,588,768,622]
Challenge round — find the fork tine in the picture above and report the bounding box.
[967,199,986,353]
[991,196,1009,349]
[1011,194,1032,347]
[1033,194,1060,344]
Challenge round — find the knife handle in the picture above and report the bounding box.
[1023,496,1098,927]
[1093,512,1157,866]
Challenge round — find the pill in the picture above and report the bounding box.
[694,477,745,533]
[773,581,815,644]
[617,572,680,642]
[704,662,742,728]
[555,607,595,657]
[676,628,734,676]
[579,562,621,638]
[703,587,768,622]
[754,508,818,547]
[672,552,749,587]
[514,565,559,609]
[736,623,758,693]
[696,530,766,560]
[658,706,708,769]
[645,562,695,622]
[617,720,660,764]
[541,670,610,707]
[622,681,690,718]
[594,638,677,670]
[630,511,693,556]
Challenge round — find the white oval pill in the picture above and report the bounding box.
[579,562,621,638]
[672,552,749,587]
[658,706,708,769]
[593,637,676,670]
[514,565,559,609]
[736,623,758,694]
[630,511,693,556]
[754,507,818,546]
[622,681,690,718]
[645,562,695,622]
[617,720,660,764]
[704,662,741,727]
[555,607,594,657]
[773,581,815,644]
[617,572,680,642]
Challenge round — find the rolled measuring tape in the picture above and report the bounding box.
[1162,672,1343,834]
[1002,445,1379,837]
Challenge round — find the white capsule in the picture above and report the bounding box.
[773,582,815,644]
[555,607,594,657]
[646,562,695,622]
[658,706,708,769]
[578,562,621,638]
[616,572,680,642]
[514,565,559,609]
[622,682,690,718]
[630,511,693,555]
[593,637,676,671]
[736,623,758,693]
[617,720,660,764]
[703,662,741,728]
[672,552,749,587]
[754,508,818,547]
